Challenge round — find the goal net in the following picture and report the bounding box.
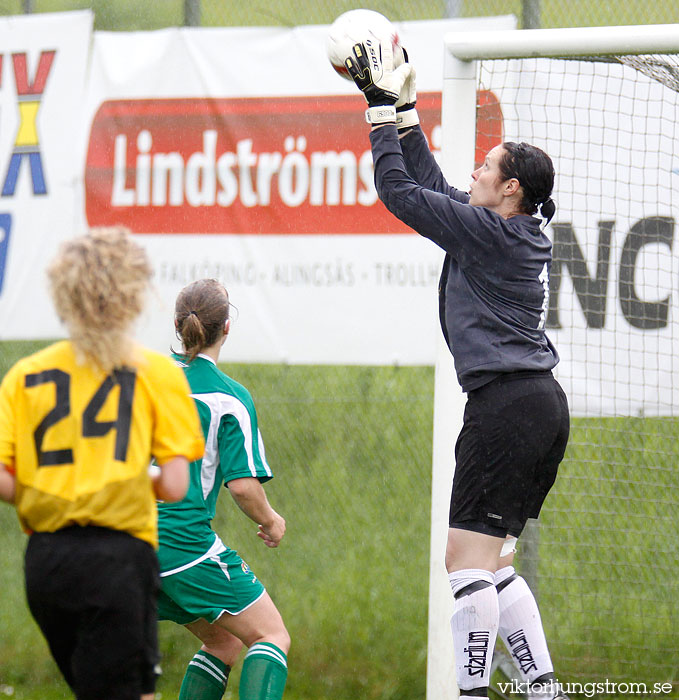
[429,24,679,698]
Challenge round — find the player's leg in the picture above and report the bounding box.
[447,376,533,700]
[446,527,504,700]
[23,533,79,691]
[214,592,290,700]
[159,550,289,700]
[71,531,161,700]
[158,568,241,700]
[495,541,560,698]
[180,618,243,700]
[26,527,161,700]
[446,388,506,700]
[447,373,565,700]
[494,375,570,700]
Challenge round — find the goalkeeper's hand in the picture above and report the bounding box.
[345,39,413,125]
[394,47,419,130]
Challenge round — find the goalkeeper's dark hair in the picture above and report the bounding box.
[174,278,230,363]
[47,226,152,372]
[499,142,556,223]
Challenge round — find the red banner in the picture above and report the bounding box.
[85,92,501,235]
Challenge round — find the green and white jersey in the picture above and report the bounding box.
[157,353,273,574]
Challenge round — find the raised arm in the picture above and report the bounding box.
[370,124,503,263]
[342,44,487,259]
[399,125,468,201]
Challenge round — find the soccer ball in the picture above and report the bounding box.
[326,9,403,81]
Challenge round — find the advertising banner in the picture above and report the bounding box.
[0,10,93,337]
[490,57,679,416]
[79,16,516,364]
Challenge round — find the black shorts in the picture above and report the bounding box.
[449,371,570,538]
[24,526,160,700]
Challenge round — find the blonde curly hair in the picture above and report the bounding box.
[47,227,152,372]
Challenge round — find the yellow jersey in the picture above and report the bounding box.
[0,340,204,547]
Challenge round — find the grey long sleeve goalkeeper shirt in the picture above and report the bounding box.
[369,124,559,393]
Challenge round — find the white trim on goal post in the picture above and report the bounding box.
[427,22,679,700]
[444,22,679,60]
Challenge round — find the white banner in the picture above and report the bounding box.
[0,10,93,338]
[75,15,516,364]
[487,57,679,416]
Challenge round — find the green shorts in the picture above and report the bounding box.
[157,548,266,625]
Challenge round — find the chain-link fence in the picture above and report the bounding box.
[1,0,678,30]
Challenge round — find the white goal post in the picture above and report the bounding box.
[428,23,679,700]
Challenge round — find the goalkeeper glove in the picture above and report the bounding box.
[394,48,419,130]
[344,39,413,125]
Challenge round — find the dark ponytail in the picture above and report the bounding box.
[499,142,555,220]
[539,197,556,224]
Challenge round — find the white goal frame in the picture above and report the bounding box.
[427,22,679,700]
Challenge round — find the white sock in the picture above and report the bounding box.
[495,566,554,683]
[449,569,498,695]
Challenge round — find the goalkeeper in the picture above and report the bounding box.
[345,41,570,700]
[156,278,289,700]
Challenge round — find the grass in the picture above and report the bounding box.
[537,417,679,686]
[0,355,434,700]
[0,344,677,698]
